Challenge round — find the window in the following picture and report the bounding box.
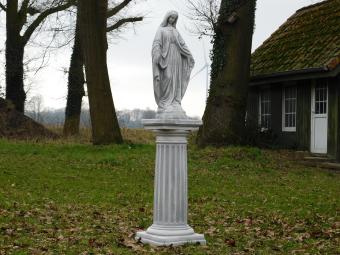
[314,84,327,114]
[259,89,271,130]
[282,86,297,132]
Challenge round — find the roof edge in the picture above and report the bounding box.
[296,0,328,14]
[251,67,327,80]
[250,65,340,86]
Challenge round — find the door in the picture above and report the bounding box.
[311,83,328,154]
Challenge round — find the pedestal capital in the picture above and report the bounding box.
[142,119,203,132]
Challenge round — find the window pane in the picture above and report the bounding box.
[260,90,271,129]
[322,102,327,114]
[283,87,297,129]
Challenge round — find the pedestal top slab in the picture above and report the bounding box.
[142,119,203,131]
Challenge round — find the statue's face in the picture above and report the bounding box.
[168,15,176,25]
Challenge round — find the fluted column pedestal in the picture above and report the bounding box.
[136,119,206,247]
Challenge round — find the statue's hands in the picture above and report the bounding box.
[153,53,161,65]
[157,54,162,63]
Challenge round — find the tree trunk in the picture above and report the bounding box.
[79,0,123,145]
[197,0,256,147]
[5,0,26,113]
[63,8,85,137]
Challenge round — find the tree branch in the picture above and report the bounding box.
[19,0,30,15]
[107,0,133,18]
[186,0,219,37]
[18,0,32,29]
[106,16,143,32]
[22,0,75,44]
[0,1,6,12]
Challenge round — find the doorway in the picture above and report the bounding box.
[311,83,328,154]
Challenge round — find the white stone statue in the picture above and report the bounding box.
[152,11,195,119]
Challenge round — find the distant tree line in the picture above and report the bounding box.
[26,106,200,128]
[25,108,158,128]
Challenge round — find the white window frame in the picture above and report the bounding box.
[282,86,297,132]
[258,89,271,131]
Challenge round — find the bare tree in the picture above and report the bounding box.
[26,94,44,123]
[63,0,144,137]
[107,0,144,33]
[186,0,220,38]
[79,0,123,145]
[0,0,74,113]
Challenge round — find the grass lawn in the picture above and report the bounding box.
[0,137,339,254]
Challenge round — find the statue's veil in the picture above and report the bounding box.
[160,10,179,28]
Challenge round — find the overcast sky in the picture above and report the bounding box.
[0,0,322,117]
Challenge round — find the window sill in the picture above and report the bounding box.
[282,128,296,132]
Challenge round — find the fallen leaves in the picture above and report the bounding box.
[0,140,339,254]
[225,238,236,247]
[0,202,151,254]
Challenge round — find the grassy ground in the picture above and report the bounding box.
[0,134,339,254]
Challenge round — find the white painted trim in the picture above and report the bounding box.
[283,126,296,132]
[310,82,328,154]
[282,86,297,132]
[311,84,316,153]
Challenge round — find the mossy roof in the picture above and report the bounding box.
[251,0,340,78]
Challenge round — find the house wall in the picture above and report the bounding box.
[248,77,340,158]
[328,76,340,160]
[327,77,338,158]
[296,80,311,151]
[247,87,259,126]
[248,82,309,149]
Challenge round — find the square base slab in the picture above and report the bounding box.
[135,231,206,247]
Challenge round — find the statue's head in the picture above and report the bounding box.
[160,11,179,28]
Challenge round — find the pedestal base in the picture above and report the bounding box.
[136,224,206,247]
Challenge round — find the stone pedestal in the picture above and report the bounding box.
[136,119,206,247]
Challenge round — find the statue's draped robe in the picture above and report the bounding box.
[152,26,194,112]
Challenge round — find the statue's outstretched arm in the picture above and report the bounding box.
[178,33,195,68]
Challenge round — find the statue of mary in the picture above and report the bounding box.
[152,11,195,119]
